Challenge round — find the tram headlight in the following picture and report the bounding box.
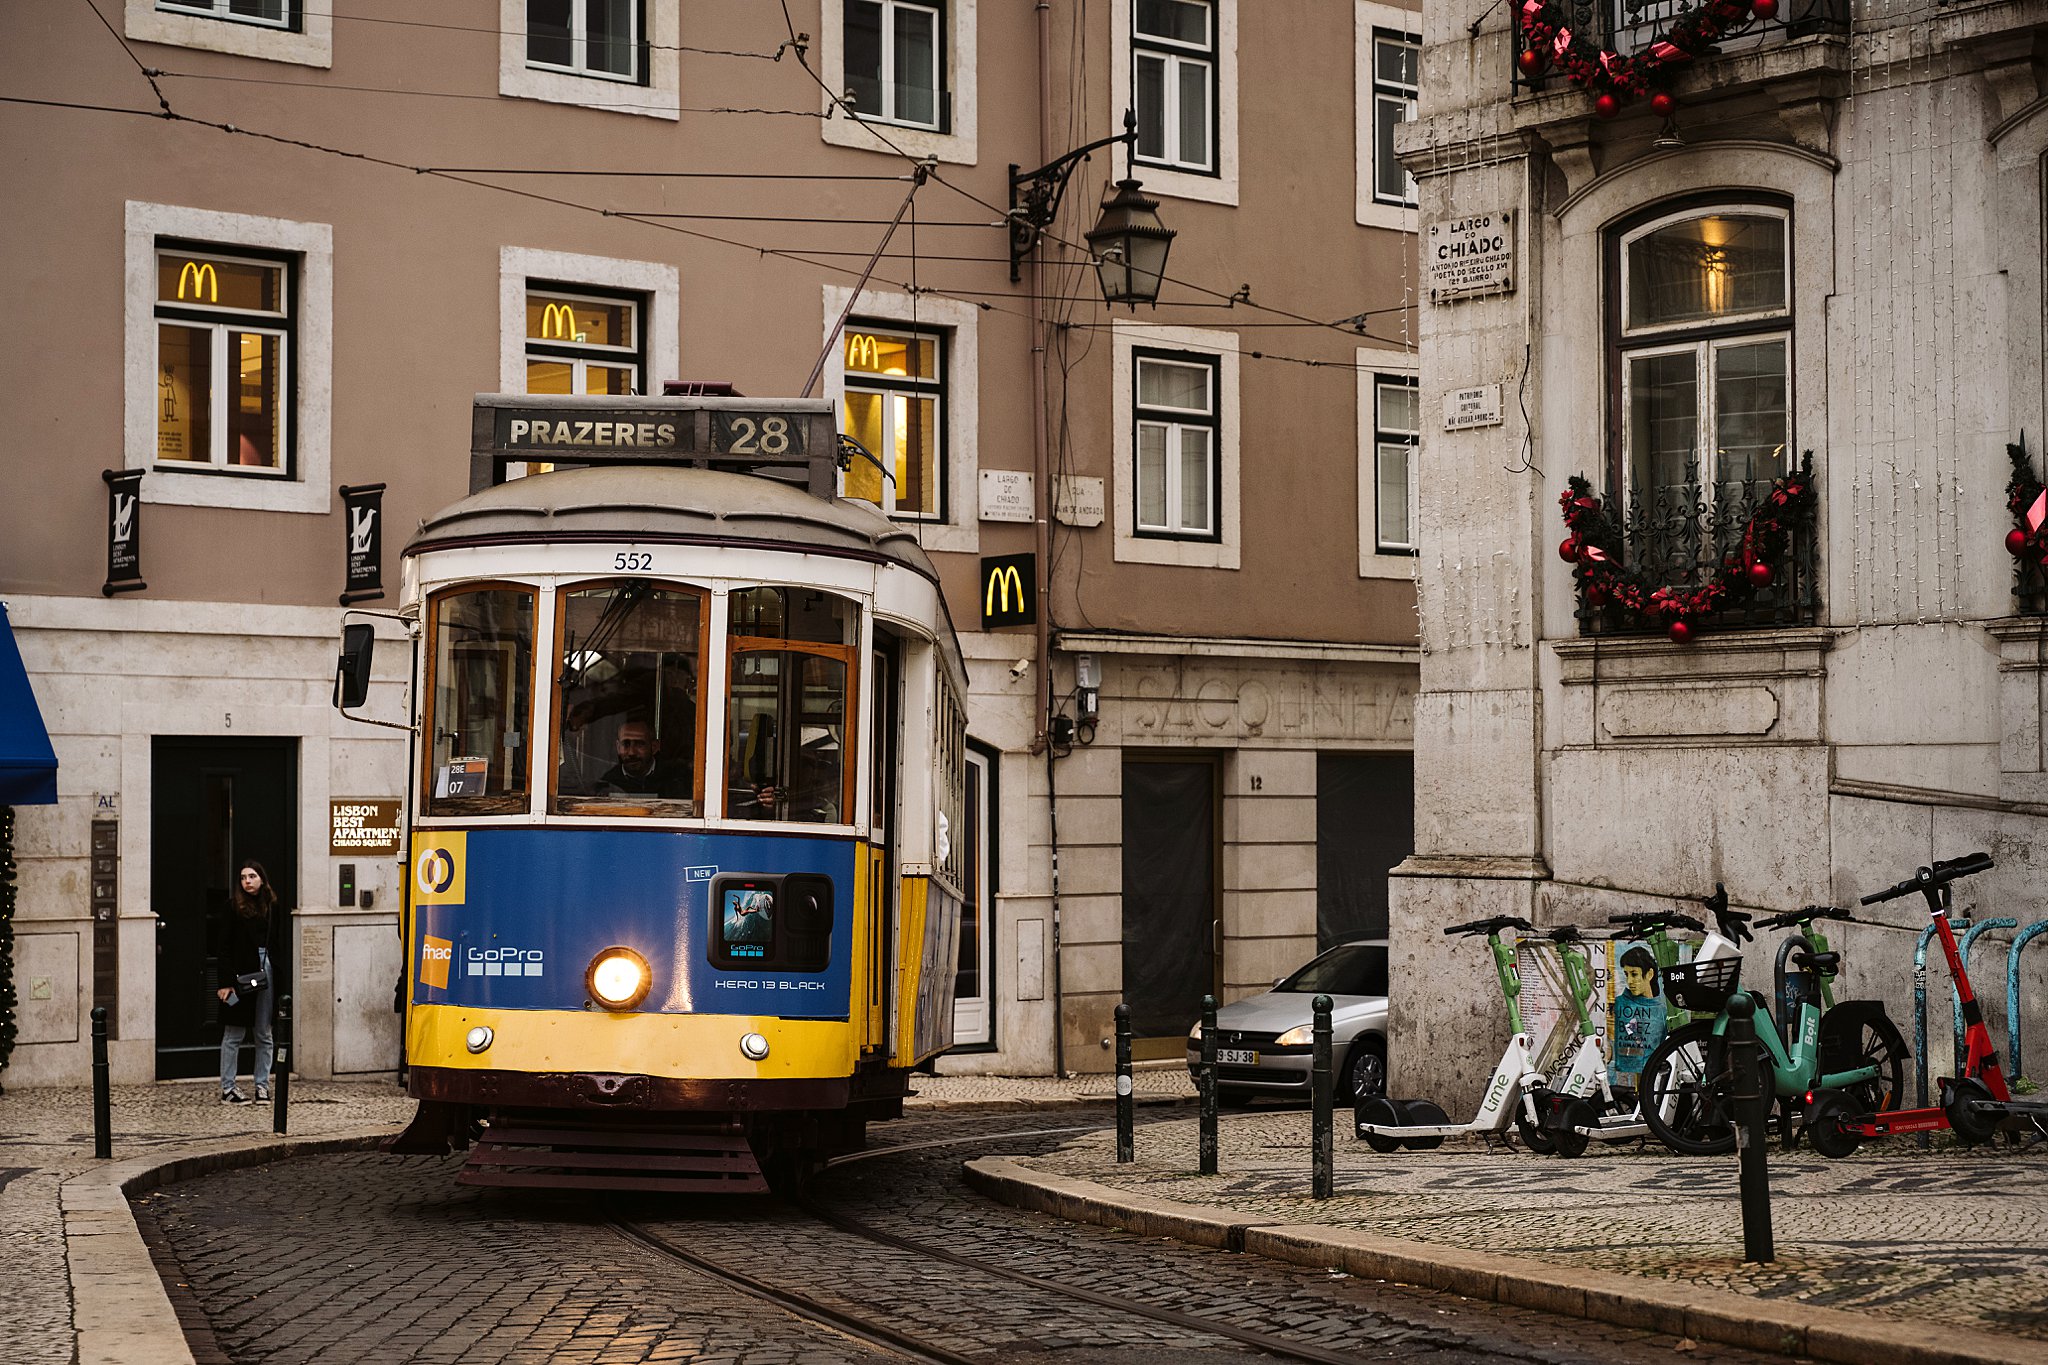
[739,1031,770,1061]
[465,1025,494,1054]
[586,947,652,1011]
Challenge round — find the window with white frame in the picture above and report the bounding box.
[841,323,946,519]
[845,0,946,131]
[157,0,296,29]
[154,245,292,476]
[526,0,643,82]
[1133,349,1220,539]
[1373,376,1419,552]
[1370,28,1418,208]
[525,286,644,396]
[1615,205,1790,508]
[1133,0,1216,175]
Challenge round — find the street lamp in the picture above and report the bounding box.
[1008,109,1176,307]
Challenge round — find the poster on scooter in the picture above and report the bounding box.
[1522,938,1697,1091]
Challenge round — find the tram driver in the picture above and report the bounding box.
[595,717,690,799]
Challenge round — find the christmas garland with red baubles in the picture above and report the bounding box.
[1558,454,1814,643]
[2005,436,2048,593]
[1514,0,1781,118]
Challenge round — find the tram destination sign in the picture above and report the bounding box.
[470,394,837,497]
[1427,210,1514,302]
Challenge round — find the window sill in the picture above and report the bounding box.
[1551,626,1834,685]
[821,111,977,165]
[497,0,679,121]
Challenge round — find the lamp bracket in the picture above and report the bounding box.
[1008,109,1140,281]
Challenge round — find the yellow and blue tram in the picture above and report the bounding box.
[369,398,967,1190]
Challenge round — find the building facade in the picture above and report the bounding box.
[1392,0,2048,1105]
[0,0,1422,1087]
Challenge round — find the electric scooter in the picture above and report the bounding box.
[1807,853,2048,1154]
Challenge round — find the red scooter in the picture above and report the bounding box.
[1807,853,2048,1155]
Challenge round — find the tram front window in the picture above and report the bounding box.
[425,588,535,816]
[554,582,704,815]
[726,587,856,823]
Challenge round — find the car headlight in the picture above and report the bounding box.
[586,947,651,1011]
[1188,1020,1202,1041]
[1275,1024,1314,1047]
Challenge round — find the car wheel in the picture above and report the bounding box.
[1342,1038,1387,1101]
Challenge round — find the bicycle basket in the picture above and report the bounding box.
[1664,956,1742,1012]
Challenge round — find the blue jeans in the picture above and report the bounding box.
[220,984,274,1093]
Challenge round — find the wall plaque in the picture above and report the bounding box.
[1054,476,1104,527]
[1427,211,1514,302]
[1443,384,1504,431]
[979,469,1035,523]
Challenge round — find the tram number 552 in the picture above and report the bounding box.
[713,411,806,458]
[613,552,654,571]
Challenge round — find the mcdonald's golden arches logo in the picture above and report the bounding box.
[980,553,1036,629]
[539,301,578,341]
[177,261,218,303]
[846,332,881,370]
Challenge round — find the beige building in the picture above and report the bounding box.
[1393,0,2048,1106]
[0,0,1420,1088]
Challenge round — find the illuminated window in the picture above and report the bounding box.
[157,0,296,29]
[1369,28,1418,208]
[1133,0,1215,174]
[1615,206,1790,507]
[845,0,946,130]
[526,0,643,82]
[1373,377,1419,553]
[841,323,946,520]
[524,286,643,397]
[154,245,291,476]
[1132,349,1220,538]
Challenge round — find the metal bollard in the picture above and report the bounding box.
[1955,920,2016,1077]
[1725,993,1773,1263]
[91,1005,111,1160]
[1114,1003,1133,1163]
[2008,921,2048,1078]
[1312,995,1333,1200]
[1198,995,1218,1175]
[272,994,292,1136]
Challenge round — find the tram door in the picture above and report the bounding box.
[863,638,900,1053]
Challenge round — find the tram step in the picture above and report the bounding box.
[458,1119,768,1194]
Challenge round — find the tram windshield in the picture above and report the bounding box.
[553,582,704,815]
[424,587,535,816]
[725,588,857,823]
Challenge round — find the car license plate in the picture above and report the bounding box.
[1218,1048,1257,1065]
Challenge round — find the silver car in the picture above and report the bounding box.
[1185,939,1389,1104]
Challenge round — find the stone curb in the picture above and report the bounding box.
[61,1123,402,1365]
[963,1155,2041,1365]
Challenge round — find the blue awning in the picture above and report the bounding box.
[0,602,58,805]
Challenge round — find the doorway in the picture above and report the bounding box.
[1315,751,1414,948]
[951,744,995,1047]
[152,737,298,1079]
[1119,754,1219,1054]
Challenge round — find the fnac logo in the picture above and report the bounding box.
[539,301,577,341]
[419,935,453,990]
[412,832,467,905]
[177,260,218,303]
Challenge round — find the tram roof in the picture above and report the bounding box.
[405,465,942,581]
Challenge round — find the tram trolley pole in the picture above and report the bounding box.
[1726,992,1773,1263]
[273,994,292,1136]
[1114,1002,1134,1163]
[91,1005,111,1160]
[1312,994,1334,1200]
[1198,994,1218,1175]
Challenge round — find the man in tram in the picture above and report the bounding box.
[596,717,689,799]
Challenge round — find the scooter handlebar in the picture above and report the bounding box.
[1860,852,1995,905]
[1757,905,1853,930]
[1442,916,1535,937]
[1605,911,1707,934]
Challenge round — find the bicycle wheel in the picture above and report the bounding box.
[1833,1014,1908,1116]
[1640,1020,1736,1155]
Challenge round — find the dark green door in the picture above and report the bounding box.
[1120,756,1219,1050]
[152,737,297,1079]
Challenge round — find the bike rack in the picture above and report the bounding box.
[2008,920,2048,1079]
[1914,917,1971,1116]
[1955,918,2017,1077]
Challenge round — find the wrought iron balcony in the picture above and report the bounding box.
[1511,0,1850,97]
[1565,454,1820,638]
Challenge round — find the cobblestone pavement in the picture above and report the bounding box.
[1025,1108,2048,1341]
[141,1107,1774,1364]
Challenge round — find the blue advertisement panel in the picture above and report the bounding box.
[410,827,857,1018]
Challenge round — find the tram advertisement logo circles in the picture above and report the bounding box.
[412,833,467,905]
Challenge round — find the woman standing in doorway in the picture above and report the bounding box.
[215,861,277,1104]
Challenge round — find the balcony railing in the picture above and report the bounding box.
[1512,0,1849,97]
[1570,455,1820,637]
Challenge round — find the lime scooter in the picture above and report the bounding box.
[1355,919,1608,1153]
[1808,853,2048,1154]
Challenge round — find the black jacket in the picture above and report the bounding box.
[216,907,274,1028]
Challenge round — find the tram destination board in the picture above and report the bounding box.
[470,394,837,496]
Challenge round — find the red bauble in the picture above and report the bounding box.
[1518,48,1545,76]
[2008,528,2030,557]
[1594,93,1620,119]
[1559,537,1580,562]
[1751,0,1779,17]
[1650,92,1676,117]
[1668,619,1693,644]
[1573,495,1599,511]
[1748,561,1773,588]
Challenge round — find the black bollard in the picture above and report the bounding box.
[1312,994,1333,1199]
[1725,992,1774,1263]
[272,994,292,1136]
[1199,994,1218,1176]
[1114,1003,1133,1163]
[91,1005,111,1160]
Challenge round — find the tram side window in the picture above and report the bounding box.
[425,588,535,816]
[726,588,857,824]
[554,582,703,816]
